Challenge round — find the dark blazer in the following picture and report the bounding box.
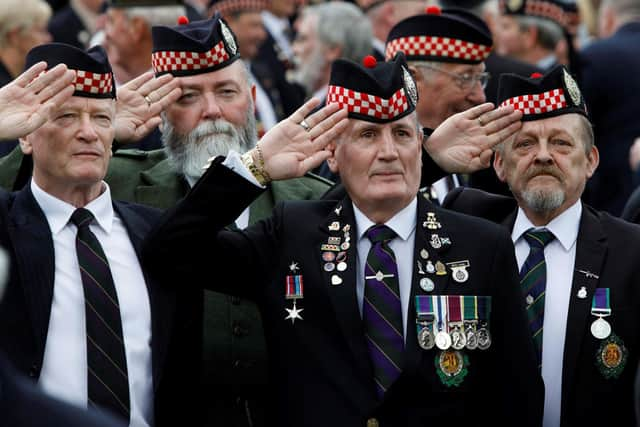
[444,186,640,426]
[0,186,201,427]
[0,353,126,427]
[142,159,543,427]
[579,22,640,215]
[47,5,89,49]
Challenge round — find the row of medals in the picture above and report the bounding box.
[417,318,491,352]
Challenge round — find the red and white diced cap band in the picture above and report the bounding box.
[499,88,567,116]
[151,41,230,74]
[327,85,410,120]
[72,70,113,96]
[385,36,491,62]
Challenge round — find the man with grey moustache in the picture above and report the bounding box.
[104,14,331,427]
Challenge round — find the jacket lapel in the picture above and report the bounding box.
[561,205,607,402]
[317,198,373,386]
[7,187,56,362]
[114,202,175,390]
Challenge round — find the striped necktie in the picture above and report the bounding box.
[363,224,404,398]
[519,228,555,368]
[71,208,130,421]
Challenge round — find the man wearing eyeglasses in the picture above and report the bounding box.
[385,6,493,201]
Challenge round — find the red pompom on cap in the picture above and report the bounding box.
[177,15,189,25]
[362,55,377,68]
[530,72,543,79]
[425,5,441,15]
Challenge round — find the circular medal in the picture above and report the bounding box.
[418,327,435,350]
[465,328,478,350]
[477,327,492,350]
[337,262,347,272]
[452,268,468,283]
[451,328,467,350]
[323,262,335,272]
[435,331,452,350]
[322,252,336,262]
[340,242,350,250]
[419,277,435,292]
[590,317,612,340]
[435,350,469,387]
[420,249,429,259]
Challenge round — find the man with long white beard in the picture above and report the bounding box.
[104,14,331,427]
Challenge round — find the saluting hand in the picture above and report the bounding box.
[114,72,182,143]
[426,102,523,173]
[0,62,75,140]
[257,98,348,180]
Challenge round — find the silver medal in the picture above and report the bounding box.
[419,277,435,292]
[590,317,612,340]
[451,327,467,350]
[418,327,435,350]
[477,326,492,350]
[435,331,452,350]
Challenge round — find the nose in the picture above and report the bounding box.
[202,92,223,121]
[77,114,99,142]
[378,131,399,160]
[534,141,553,165]
[467,80,486,104]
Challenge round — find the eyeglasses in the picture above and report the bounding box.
[417,64,491,91]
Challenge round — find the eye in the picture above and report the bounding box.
[514,139,534,149]
[178,92,199,104]
[360,129,376,139]
[457,74,474,85]
[94,115,112,126]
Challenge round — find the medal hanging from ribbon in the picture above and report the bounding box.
[463,295,479,350]
[590,288,611,339]
[434,295,451,350]
[285,274,304,324]
[415,296,435,350]
[476,296,492,350]
[448,296,466,350]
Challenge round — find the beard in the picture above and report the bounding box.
[288,46,326,95]
[163,102,257,182]
[515,166,566,213]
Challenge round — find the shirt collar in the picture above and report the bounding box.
[512,199,581,252]
[354,197,417,242]
[30,180,115,235]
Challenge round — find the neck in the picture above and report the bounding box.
[33,175,105,208]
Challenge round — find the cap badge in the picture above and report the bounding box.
[507,0,523,12]
[563,68,582,106]
[402,66,418,106]
[220,21,237,55]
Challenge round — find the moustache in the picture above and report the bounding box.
[525,167,562,181]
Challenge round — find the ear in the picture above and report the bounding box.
[251,84,257,112]
[326,141,339,174]
[19,137,33,155]
[586,145,599,179]
[493,149,507,182]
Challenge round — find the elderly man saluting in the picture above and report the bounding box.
[142,52,542,426]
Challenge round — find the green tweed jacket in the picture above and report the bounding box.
[106,148,332,427]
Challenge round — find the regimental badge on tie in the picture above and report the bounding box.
[285,268,304,324]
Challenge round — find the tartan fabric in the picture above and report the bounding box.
[363,225,404,398]
[71,208,130,422]
[519,228,555,368]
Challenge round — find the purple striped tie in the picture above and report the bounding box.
[363,224,404,398]
[71,208,130,422]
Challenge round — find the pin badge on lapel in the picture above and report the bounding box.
[423,212,442,230]
[577,286,587,299]
[447,260,470,283]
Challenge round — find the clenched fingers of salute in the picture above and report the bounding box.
[259,98,349,180]
[427,102,523,173]
[115,71,182,143]
[0,62,75,140]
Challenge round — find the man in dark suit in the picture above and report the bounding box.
[142,52,543,426]
[444,65,640,426]
[0,43,199,427]
[579,0,640,215]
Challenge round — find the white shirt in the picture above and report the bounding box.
[354,199,417,339]
[33,180,154,427]
[512,200,581,427]
[222,153,418,338]
[431,175,461,204]
[261,11,294,61]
